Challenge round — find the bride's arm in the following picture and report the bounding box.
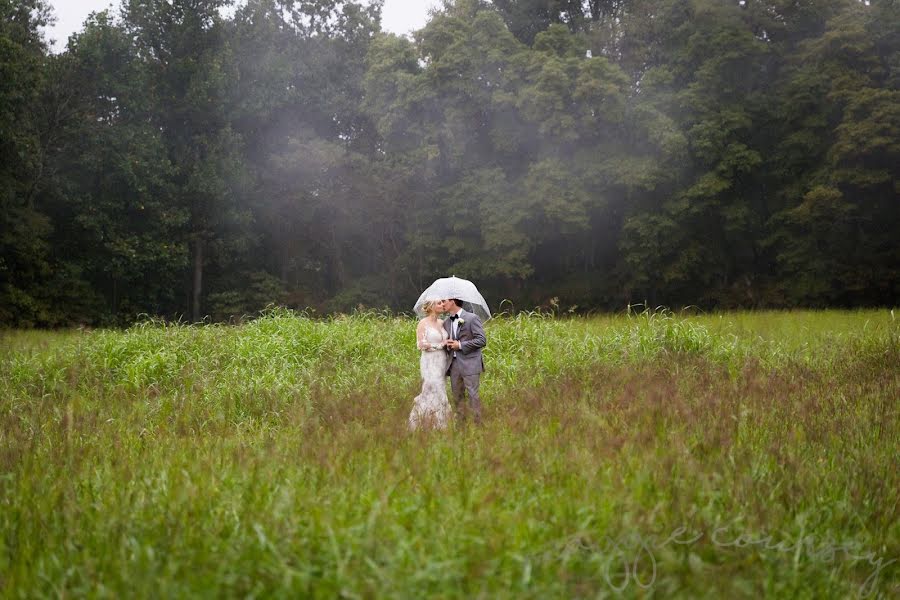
[416,321,429,350]
[416,321,440,351]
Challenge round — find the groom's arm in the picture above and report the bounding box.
[460,316,486,354]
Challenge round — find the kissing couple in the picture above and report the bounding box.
[408,298,486,431]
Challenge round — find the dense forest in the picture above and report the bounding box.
[1,0,897,326]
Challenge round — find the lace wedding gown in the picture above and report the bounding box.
[408,324,452,430]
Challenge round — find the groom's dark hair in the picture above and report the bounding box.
[449,299,463,308]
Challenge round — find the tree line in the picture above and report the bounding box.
[1,0,897,326]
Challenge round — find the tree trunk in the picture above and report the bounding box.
[192,237,204,322]
[329,224,345,293]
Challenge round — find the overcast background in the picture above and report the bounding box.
[43,0,440,51]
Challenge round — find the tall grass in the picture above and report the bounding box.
[1,309,897,598]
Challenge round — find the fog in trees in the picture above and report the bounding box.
[2,0,897,326]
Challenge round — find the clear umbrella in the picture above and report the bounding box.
[413,276,491,320]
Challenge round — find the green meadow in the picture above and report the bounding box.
[1,309,897,598]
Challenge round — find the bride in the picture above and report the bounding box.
[408,299,452,430]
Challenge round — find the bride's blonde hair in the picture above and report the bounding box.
[422,299,440,315]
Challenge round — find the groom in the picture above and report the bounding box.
[441,298,486,425]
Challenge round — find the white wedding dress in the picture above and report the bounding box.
[408,324,452,430]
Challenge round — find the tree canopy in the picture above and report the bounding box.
[1,0,897,325]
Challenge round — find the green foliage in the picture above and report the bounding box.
[1,0,898,326]
[46,12,187,323]
[1,311,897,596]
[207,271,288,322]
[0,0,56,326]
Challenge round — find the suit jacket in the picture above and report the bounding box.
[443,309,486,376]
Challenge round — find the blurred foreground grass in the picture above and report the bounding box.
[1,309,898,598]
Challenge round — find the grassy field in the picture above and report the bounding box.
[1,309,897,598]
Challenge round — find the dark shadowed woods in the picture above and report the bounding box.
[1,0,898,326]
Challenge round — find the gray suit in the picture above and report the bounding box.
[443,309,486,424]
